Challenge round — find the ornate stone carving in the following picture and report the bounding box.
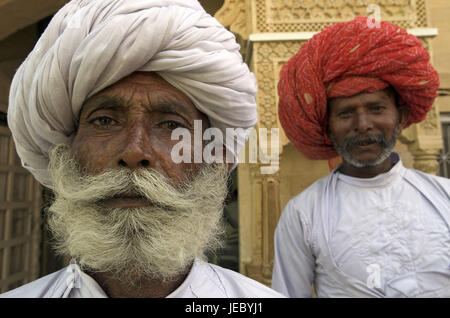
[254,41,303,130]
[242,162,282,285]
[268,0,415,22]
[399,111,443,175]
[412,150,441,174]
[215,0,250,40]
[253,0,428,33]
[419,106,440,135]
[241,41,307,285]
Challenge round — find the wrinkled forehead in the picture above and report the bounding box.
[80,71,210,124]
[84,72,190,104]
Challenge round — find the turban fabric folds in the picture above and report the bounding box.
[278,16,440,160]
[8,0,257,187]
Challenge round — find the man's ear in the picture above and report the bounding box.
[397,105,410,130]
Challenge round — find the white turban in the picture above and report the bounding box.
[7,0,257,188]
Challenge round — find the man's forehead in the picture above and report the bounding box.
[80,72,200,115]
[328,88,396,110]
[115,71,166,85]
[95,72,189,99]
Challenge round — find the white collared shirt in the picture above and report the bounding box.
[272,156,450,297]
[1,258,284,298]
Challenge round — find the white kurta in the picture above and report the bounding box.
[272,155,450,297]
[1,258,284,298]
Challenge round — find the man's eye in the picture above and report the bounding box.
[338,111,352,118]
[160,121,184,130]
[370,106,385,112]
[90,116,116,127]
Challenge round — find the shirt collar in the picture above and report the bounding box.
[336,153,405,188]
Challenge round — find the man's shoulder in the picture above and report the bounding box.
[0,267,69,298]
[282,173,331,217]
[405,168,450,194]
[408,168,450,183]
[291,174,331,203]
[193,261,285,298]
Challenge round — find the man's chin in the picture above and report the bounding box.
[86,257,195,285]
[49,202,224,282]
[344,151,391,168]
[71,232,204,284]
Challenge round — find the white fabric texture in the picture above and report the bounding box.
[0,258,284,298]
[7,0,258,188]
[272,155,450,297]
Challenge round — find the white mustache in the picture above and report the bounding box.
[49,145,227,211]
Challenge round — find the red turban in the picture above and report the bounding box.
[278,16,440,160]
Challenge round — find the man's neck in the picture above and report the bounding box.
[340,156,394,178]
[86,266,191,298]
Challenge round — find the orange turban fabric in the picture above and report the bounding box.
[278,16,439,160]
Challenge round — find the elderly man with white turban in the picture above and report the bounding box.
[1,0,283,298]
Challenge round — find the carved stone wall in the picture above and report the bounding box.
[218,0,431,38]
[254,0,428,32]
[216,0,444,287]
[399,36,443,175]
[216,0,250,39]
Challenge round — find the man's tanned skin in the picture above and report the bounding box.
[71,72,210,298]
[327,88,410,178]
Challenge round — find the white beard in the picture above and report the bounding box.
[46,144,228,283]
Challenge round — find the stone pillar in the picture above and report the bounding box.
[399,103,443,175]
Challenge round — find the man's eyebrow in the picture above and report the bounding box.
[82,96,125,118]
[81,96,197,122]
[333,105,354,114]
[152,102,191,115]
[334,97,393,112]
[154,101,211,128]
[365,99,391,106]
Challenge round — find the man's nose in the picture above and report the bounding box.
[354,111,373,133]
[117,123,153,169]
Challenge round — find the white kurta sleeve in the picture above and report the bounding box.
[271,199,315,297]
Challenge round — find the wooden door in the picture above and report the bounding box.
[0,124,41,293]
